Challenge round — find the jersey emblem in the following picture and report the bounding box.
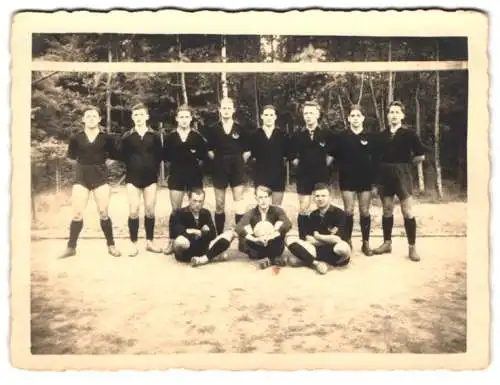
[231,132,240,139]
[319,141,326,147]
[361,140,368,145]
[190,149,196,153]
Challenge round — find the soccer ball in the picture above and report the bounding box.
[253,221,275,237]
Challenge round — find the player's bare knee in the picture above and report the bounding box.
[285,235,300,247]
[382,206,394,217]
[334,241,352,258]
[221,230,236,242]
[144,207,155,218]
[173,236,190,250]
[359,206,370,217]
[99,211,109,220]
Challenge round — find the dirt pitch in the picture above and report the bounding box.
[30,187,467,354]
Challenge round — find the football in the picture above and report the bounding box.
[253,221,275,237]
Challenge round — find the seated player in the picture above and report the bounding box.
[162,105,208,254]
[372,101,426,262]
[59,106,121,258]
[234,185,293,269]
[289,101,334,240]
[286,183,351,274]
[330,104,377,255]
[200,97,252,251]
[248,105,289,205]
[169,188,222,264]
[119,103,163,257]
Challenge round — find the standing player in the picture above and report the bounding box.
[234,185,292,269]
[330,104,377,255]
[289,101,334,240]
[169,188,223,264]
[372,101,426,262]
[248,105,289,205]
[200,97,251,247]
[120,103,163,257]
[286,183,351,274]
[162,105,208,254]
[59,106,121,258]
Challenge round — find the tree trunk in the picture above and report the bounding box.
[254,74,260,127]
[178,35,189,105]
[369,74,383,130]
[337,93,347,129]
[415,79,425,192]
[387,40,393,105]
[434,41,443,198]
[357,72,365,104]
[380,95,386,131]
[221,35,228,99]
[106,41,112,132]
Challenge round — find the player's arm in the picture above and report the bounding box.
[234,210,253,239]
[200,210,217,241]
[313,231,342,245]
[66,135,78,165]
[274,207,293,236]
[241,126,252,163]
[105,133,121,164]
[196,133,210,165]
[411,131,426,164]
[288,131,299,166]
[199,124,215,160]
[162,134,173,165]
[169,209,188,239]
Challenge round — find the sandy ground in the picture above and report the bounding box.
[30,187,467,354]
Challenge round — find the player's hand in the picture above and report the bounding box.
[313,231,320,238]
[291,158,299,167]
[105,159,115,167]
[201,225,210,233]
[207,151,215,160]
[242,151,251,163]
[371,186,378,198]
[305,235,316,244]
[187,229,202,238]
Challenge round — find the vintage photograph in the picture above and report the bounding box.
[11,10,489,370]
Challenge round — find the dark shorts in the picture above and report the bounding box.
[75,164,108,190]
[126,174,158,190]
[296,171,329,196]
[316,245,350,267]
[168,172,203,192]
[253,166,286,192]
[212,154,246,189]
[378,163,413,200]
[245,237,285,260]
[339,169,373,192]
[174,236,211,263]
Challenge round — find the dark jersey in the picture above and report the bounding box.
[234,205,293,238]
[200,121,251,157]
[119,129,163,183]
[163,129,208,175]
[249,127,289,171]
[67,130,119,165]
[330,129,377,179]
[289,127,334,178]
[307,204,347,242]
[376,126,426,164]
[169,206,217,241]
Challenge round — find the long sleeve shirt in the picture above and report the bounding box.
[234,205,292,238]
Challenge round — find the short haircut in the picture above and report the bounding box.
[313,183,330,193]
[220,97,235,107]
[261,105,277,113]
[188,188,205,199]
[131,103,148,113]
[255,185,272,197]
[387,100,406,114]
[349,104,365,115]
[83,105,100,115]
[302,100,321,112]
[176,104,193,116]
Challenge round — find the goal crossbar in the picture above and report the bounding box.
[32,60,468,73]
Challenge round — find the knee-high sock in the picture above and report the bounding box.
[287,242,315,266]
[67,220,83,248]
[206,238,230,260]
[360,215,371,242]
[297,214,309,240]
[145,216,155,241]
[382,216,394,242]
[345,214,354,241]
[215,213,225,235]
[100,218,115,246]
[128,217,139,242]
[404,217,417,246]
